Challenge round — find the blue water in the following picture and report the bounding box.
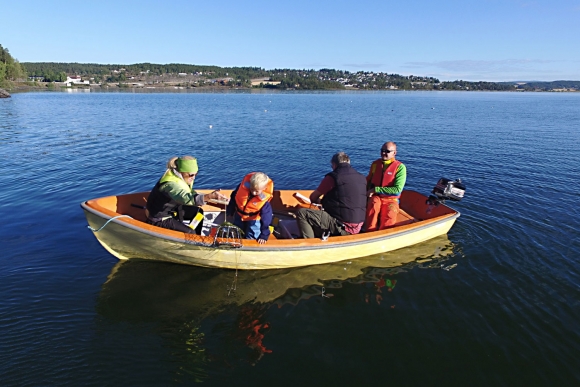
[1,90,579,386]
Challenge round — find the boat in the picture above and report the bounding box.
[81,188,461,270]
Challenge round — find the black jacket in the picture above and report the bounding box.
[321,163,367,223]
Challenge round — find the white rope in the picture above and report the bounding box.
[88,215,132,232]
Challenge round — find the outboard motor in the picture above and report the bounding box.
[427,178,466,205]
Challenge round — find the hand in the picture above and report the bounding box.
[207,189,228,202]
[257,238,267,244]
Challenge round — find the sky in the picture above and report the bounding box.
[2,0,579,81]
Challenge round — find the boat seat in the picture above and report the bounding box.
[394,209,418,226]
[272,216,301,239]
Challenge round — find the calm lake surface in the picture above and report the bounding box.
[1,90,579,386]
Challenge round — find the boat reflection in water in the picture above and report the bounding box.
[96,235,459,377]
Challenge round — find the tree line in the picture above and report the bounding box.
[0,44,26,87]
[20,61,513,91]
[499,80,580,91]
[22,62,270,83]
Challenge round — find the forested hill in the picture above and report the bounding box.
[19,61,501,90]
[0,45,26,86]
[23,62,268,80]
[500,80,580,89]
[18,61,580,92]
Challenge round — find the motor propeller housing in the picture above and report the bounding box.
[427,178,466,205]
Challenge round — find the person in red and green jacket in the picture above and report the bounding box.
[365,142,407,231]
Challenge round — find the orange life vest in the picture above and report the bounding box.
[367,159,402,199]
[234,173,274,221]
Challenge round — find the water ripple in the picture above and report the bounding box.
[1,91,579,385]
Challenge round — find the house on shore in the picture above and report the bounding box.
[66,76,89,86]
[251,78,281,86]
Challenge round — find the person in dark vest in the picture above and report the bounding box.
[146,155,228,234]
[365,141,407,231]
[296,152,367,239]
[226,172,274,244]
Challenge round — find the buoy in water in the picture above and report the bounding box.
[209,125,213,129]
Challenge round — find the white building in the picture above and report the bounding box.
[66,76,90,86]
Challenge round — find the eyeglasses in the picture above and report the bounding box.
[380,148,394,154]
[183,173,197,178]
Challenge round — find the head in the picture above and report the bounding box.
[330,152,350,170]
[168,155,198,183]
[249,172,270,196]
[380,142,397,161]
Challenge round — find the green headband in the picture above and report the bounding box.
[176,158,198,173]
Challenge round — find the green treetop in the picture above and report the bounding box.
[0,44,26,86]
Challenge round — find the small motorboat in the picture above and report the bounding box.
[81,180,464,270]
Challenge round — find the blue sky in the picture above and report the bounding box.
[3,0,579,81]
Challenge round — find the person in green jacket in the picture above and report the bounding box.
[365,142,407,231]
[146,156,228,234]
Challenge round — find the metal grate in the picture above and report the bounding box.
[184,223,243,248]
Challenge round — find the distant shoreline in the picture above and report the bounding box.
[18,62,580,92]
[7,82,579,94]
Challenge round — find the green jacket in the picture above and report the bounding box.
[146,170,203,220]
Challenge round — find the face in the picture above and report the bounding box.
[251,184,266,196]
[380,144,396,161]
[182,172,197,182]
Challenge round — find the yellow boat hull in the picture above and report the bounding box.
[82,189,459,269]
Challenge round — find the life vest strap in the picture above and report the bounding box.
[236,203,260,217]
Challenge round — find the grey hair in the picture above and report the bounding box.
[331,152,350,165]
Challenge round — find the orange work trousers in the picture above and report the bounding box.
[365,196,399,232]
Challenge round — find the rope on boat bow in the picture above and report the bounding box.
[88,215,133,232]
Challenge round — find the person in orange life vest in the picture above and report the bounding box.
[146,156,228,234]
[296,152,367,239]
[226,172,274,244]
[365,142,407,231]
